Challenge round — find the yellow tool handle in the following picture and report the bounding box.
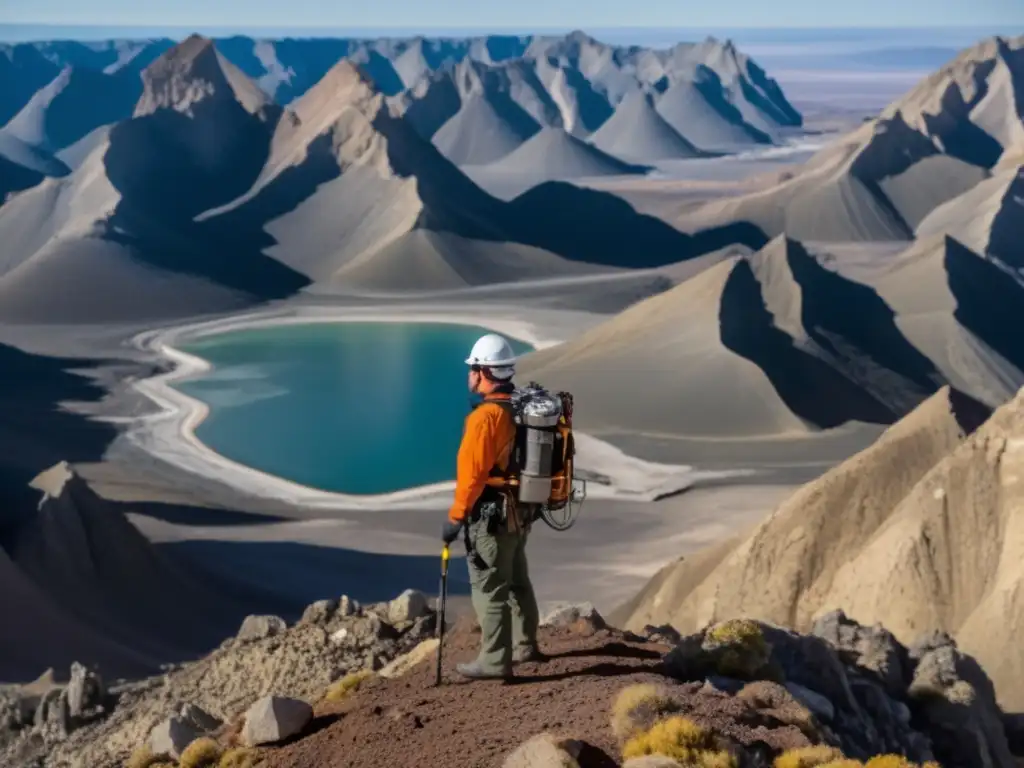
[441,544,450,563]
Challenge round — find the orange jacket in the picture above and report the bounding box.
[448,393,517,524]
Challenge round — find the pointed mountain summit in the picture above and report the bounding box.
[134,34,275,119]
[589,88,704,162]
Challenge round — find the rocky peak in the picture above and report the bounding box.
[134,34,272,119]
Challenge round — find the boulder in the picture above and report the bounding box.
[908,632,1014,768]
[236,615,287,643]
[379,639,439,679]
[502,732,583,768]
[66,662,104,718]
[148,716,203,759]
[812,610,909,695]
[34,689,69,738]
[387,589,431,624]
[300,599,338,625]
[179,703,222,733]
[540,602,605,630]
[241,696,312,746]
[338,595,360,617]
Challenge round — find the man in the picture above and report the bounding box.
[442,333,542,679]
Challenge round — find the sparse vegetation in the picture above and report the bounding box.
[180,737,224,768]
[612,683,684,739]
[705,619,770,678]
[817,762,865,768]
[218,747,259,768]
[323,669,374,703]
[864,757,939,768]
[773,746,848,768]
[125,745,165,768]
[621,716,737,767]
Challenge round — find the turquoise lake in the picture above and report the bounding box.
[173,322,533,495]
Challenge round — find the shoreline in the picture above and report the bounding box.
[125,304,752,511]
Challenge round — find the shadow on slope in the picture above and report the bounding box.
[719,260,897,428]
[100,101,310,299]
[0,343,117,529]
[505,183,768,267]
[947,236,1024,372]
[988,170,1024,269]
[786,240,941,391]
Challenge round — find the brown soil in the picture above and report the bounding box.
[259,618,812,768]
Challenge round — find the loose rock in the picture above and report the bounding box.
[300,599,338,625]
[387,589,431,624]
[540,602,605,630]
[241,695,313,746]
[236,615,287,643]
[502,732,583,768]
[148,717,203,760]
[66,662,104,719]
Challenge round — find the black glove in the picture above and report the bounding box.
[442,519,463,545]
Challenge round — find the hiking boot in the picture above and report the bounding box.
[512,645,546,664]
[455,661,512,680]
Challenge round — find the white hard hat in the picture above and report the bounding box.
[465,333,517,379]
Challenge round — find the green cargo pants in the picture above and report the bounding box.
[466,500,540,673]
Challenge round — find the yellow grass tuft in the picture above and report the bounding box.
[864,757,921,768]
[612,683,684,739]
[218,747,259,768]
[125,746,165,768]
[180,737,224,768]
[818,762,864,768]
[324,669,374,702]
[622,716,736,767]
[773,746,848,768]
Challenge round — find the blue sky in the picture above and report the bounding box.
[2,0,1023,29]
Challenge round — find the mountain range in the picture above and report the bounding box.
[0,30,802,200]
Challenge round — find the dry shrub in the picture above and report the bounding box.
[612,684,684,739]
[773,746,848,768]
[705,619,768,678]
[180,737,224,768]
[622,716,736,767]
[324,669,373,703]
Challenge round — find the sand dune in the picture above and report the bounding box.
[482,126,649,179]
[915,164,1024,269]
[875,235,1024,407]
[614,383,1024,710]
[518,249,902,437]
[393,58,570,165]
[0,132,68,201]
[588,89,704,162]
[432,92,541,166]
[656,79,769,151]
[0,65,141,153]
[330,229,606,292]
